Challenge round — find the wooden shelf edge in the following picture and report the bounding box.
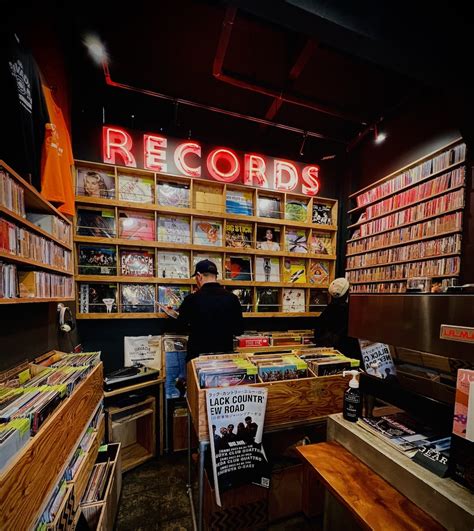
[75,159,338,205]
[0,250,73,276]
[346,205,464,243]
[346,228,463,257]
[77,311,321,319]
[0,206,73,250]
[348,273,460,285]
[346,251,462,271]
[104,378,164,398]
[0,297,75,305]
[75,197,337,231]
[0,159,73,225]
[347,183,465,229]
[348,139,464,199]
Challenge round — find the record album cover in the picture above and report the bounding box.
[225,256,252,281]
[157,216,191,244]
[193,219,223,246]
[78,246,116,275]
[256,288,279,312]
[225,223,252,248]
[121,250,154,276]
[256,226,280,251]
[309,233,333,255]
[282,258,306,283]
[79,283,117,313]
[282,288,305,312]
[308,261,330,285]
[257,196,281,219]
[285,199,308,222]
[158,285,190,312]
[156,182,190,208]
[118,174,154,203]
[121,284,156,312]
[119,211,155,240]
[228,287,252,312]
[77,208,116,238]
[285,229,308,253]
[255,257,280,282]
[312,203,333,225]
[157,251,190,279]
[226,190,253,215]
[76,168,115,199]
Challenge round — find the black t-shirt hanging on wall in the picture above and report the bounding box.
[0,32,49,189]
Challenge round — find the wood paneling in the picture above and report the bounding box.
[0,364,103,531]
[297,442,445,531]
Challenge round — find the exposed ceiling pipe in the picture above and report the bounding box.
[102,62,348,144]
[213,7,366,125]
[261,37,318,128]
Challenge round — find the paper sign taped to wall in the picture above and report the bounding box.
[124,335,162,370]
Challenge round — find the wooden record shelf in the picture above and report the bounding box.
[347,183,465,229]
[76,311,322,320]
[0,160,74,304]
[74,159,339,319]
[346,228,463,257]
[347,138,464,207]
[345,251,462,272]
[0,250,72,275]
[0,296,75,305]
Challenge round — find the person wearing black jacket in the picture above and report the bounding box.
[314,277,360,359]
[178,259,244,362]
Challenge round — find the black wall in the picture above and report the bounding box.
[0,302,79,371]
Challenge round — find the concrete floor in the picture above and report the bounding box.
[116,453,321,530]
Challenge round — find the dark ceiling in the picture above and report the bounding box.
[5,1,471,165]
[64,0,432,164]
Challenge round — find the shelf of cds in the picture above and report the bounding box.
[0,160,74,303]
[346,139,466,293]
[73,160,338,318]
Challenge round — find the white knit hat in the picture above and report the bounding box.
[329,277,350,298]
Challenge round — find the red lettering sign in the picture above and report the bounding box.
[102,125,322,196]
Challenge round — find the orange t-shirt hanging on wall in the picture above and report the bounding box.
[40,85,75,216]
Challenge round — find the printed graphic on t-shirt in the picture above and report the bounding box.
[9,59,32,113]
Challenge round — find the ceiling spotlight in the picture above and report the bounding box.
[374,124,387,144]
[83,34,108,65]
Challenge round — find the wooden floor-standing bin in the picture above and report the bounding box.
[187,353,347,441]
[80,442,122,531]
[0,362,104,531]
[186,352,347,527]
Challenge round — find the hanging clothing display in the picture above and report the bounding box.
[0,32,49,189]
[41,85,75,215]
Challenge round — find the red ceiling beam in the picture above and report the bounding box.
[213,8,365,124]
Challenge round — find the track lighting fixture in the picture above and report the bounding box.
[299,132,308,156]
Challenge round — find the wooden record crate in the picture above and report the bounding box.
[0,362,103,531]
[187,353,347,441]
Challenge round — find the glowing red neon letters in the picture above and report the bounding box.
[102,125,320,196]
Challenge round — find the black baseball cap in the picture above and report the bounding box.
[191,259,218,277]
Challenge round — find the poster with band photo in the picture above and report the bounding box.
[206,386,270,506]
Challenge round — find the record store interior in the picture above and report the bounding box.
[0,1,473,530]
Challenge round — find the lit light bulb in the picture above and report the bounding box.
[375,131,387,144]
[83,34,108,65]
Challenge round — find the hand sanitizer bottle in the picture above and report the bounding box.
[343,370,361,422]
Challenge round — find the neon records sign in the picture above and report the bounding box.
[102,125,321,196]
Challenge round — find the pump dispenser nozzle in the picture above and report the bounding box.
[343,370,360,388]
